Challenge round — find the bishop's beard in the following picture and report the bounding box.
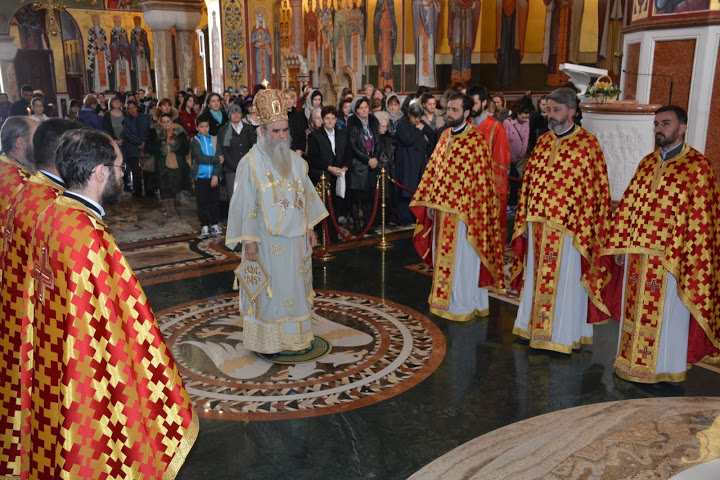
[258,130,293,179]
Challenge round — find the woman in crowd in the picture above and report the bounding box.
[218,103,257,203]
[151,112,189,217]
[347,97,380,234]
[101,96,127,190]
[493,92,512,123]
[146,100,158,120]
[305,90,323,121]
[156,98,178,122]
[420,94,444,131]
[373,110,394,226]
[67,99,80,121]
[385,94,404,138]
[242,98,260,128]
[306,106,350,242]
[369,99,383,114]
[174,91,186,109]
[29,97,49,122]
[178,95,198,139]
[201,93,228,136]
[503,103,532,212]
[372,88,386,110]
[307,107,323,136]
[336,98,351,131]
[394,101,433,225]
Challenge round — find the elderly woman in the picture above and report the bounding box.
[394,101,434,225]
[151,112,189,216]
[346,97,380,234]
[218,103,257,201]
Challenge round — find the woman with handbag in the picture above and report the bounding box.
[151,112,189,216]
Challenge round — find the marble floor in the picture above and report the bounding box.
[106,195,720,480]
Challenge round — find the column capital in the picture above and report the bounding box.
[0,34,18,62]
[140,0,204,31]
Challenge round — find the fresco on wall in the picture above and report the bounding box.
[653,0,711,13]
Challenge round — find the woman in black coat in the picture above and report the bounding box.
[306,106,350,241]
[346,97,380,234]
[394,101,434,225]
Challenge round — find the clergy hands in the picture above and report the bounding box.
[308,230,318,248]
[614,254,625,266]
[244,242,259,262]
[368,158,378,169]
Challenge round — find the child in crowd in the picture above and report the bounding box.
[190,115,223,237]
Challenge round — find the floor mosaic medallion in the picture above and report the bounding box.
[158,290,446,421]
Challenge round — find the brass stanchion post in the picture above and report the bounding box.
[375,166,394,250]
[317,172,335,261]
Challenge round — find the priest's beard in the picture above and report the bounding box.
[548,117,572,134]
[101,167,124,206]
[655,129,680,149]
[258,129,293,179]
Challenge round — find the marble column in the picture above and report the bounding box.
[142,1,203,100]
[175,10,202,93]
[289,0,303,55]
[0,35,19,101]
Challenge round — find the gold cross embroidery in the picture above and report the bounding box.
[287,179,305,209]
[262,172,281,204]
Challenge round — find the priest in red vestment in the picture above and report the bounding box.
[410,93,505,321]
[22,129,197,478]
[510,87,614,354]
[586,106,720,383]
[0,116,37,477]
[467,85,511,237]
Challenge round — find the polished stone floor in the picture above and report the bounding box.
[107,195,720,480]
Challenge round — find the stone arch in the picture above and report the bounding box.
[339,66,357,95]
[318,67,338,108]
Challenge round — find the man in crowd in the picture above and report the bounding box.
[587,105,720,382]
[226,88,328,354]
[9,85,34,117]
[21,128,196,477]
[468,85,511,238]
[0,119,78,476]
[0,93,10,127]
[527,95,548,154]
[123,99,150,196]
[410,93,505,321]
[510,87,613,353]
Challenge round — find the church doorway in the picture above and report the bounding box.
[15,50,57,108]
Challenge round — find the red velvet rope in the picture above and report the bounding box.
[387,175,416,194]
[326,184,380,242]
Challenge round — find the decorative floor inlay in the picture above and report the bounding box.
[409,397,720,480]
[158,290,446,421]
[405,246,520,306]
[123,235,240,285]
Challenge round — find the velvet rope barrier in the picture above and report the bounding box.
[326,181,381,242]
[386,173,416,195]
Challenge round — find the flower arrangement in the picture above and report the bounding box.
[584,75,621,103]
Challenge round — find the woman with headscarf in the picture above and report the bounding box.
[305,90,324,121]
[394,101,434,225]
[346,97,380,234]
[385,93,404,138]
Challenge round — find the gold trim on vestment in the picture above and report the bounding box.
[615,367,687,384]
[163,409,199,480]
[430,211,459,311]
[513,326,593,354]
[430,306,489,322]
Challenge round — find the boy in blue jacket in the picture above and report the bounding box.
[190,115,223,237]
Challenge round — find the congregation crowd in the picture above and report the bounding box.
[0,81,558,242]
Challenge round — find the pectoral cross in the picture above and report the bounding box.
[33,246,55,303]
[287,179,305,209]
